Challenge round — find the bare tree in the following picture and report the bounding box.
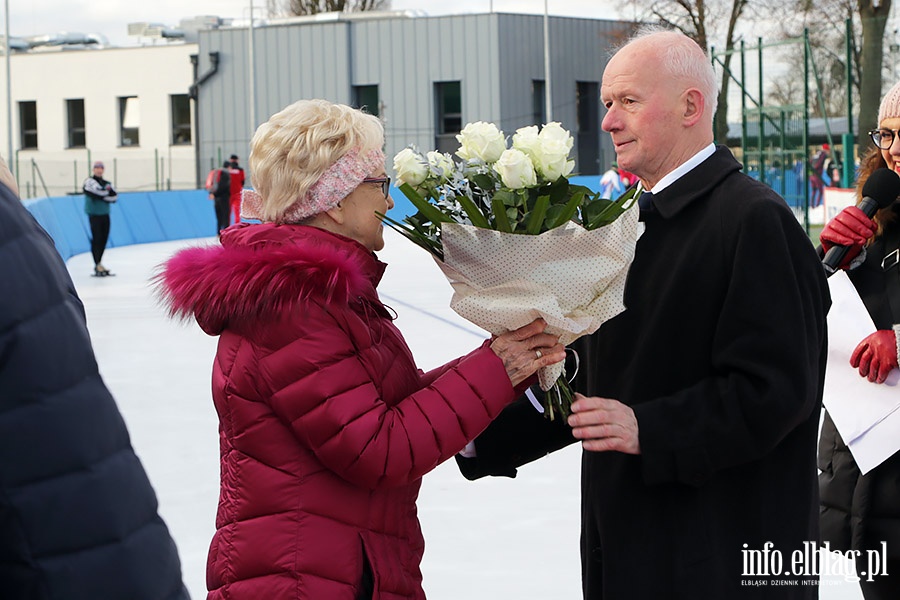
[287,0,389,15]
[623,0,750,143]
[764,0,856,117]
[765,0,890,147]
[858,0,892,137]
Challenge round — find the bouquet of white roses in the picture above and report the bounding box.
[385,121,643,419]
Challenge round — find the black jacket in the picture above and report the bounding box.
[459,146,830,599]
[819,214,900,560]
[0,182,189,599]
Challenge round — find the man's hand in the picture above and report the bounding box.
[567,393,640,454]
[850,330,899,384]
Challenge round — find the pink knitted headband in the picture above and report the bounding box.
[241,147,385,223]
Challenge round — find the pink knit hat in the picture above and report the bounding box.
[878,80,900,124]
[241,147,384,223]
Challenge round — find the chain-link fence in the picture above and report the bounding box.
[14,149,199,199]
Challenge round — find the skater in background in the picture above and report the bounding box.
[156,99,565,600]
[810,143,828,208]
[227,154,245,225]
[0,156,189,600]
[209,160,232,232]
[818,79,900,600]
[83,160,117,276]
[599,161,625,198]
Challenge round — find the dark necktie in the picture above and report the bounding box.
[638,191,654,215]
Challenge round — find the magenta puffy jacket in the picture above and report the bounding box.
[158,223,515,599]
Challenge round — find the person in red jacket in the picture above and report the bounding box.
[156,99,564,600]
[227,154,245,225]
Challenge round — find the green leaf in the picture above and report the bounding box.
[582,198,619,229]
[471,174,496,192]
[456,194,491,228]
[526,194,551,234]
[398,182,453,226]
[546,177,570,203]
[491,196,513,233]
[377,211,444,260]
[547,189,585,229]
[493,188,518,207]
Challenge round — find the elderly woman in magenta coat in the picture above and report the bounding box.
[156,99,565,600]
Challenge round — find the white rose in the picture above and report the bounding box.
[538,122,574,151]
[393,147,429,187]
[533,122,576,181]
[426,151,455,181]
[455,121,507,163]
[494,148,537,189]
[512,125,541,158]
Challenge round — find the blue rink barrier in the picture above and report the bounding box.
[27,177,606,262]
[24,190,218,261]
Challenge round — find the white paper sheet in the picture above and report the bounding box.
[823,271,900,474]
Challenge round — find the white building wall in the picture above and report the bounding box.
[5,43,197,198]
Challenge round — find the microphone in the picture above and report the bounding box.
[822,168,900,275]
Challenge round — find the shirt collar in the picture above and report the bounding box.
[649,143,716,195]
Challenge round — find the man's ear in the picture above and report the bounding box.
[683,88,705,126]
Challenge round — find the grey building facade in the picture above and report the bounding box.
[192,12,633,184]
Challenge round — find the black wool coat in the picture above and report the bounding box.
[0,183,189,600]
[460,146,831,599]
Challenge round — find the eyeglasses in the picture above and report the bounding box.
[869,128,900,150]
[362,176,391,198]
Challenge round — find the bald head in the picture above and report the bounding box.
[626,28,718,120]
[600,28,717,189]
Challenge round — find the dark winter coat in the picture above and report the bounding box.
[0,183,188,600]
[819,215,900,559]
[157,222,517,600]
[459,146,831,599]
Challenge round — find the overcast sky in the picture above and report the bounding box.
[8,0,629,47]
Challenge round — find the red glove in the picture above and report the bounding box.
[850,330,899,383]
[820,206,878,269]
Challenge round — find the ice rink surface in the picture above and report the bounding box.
[68,230,863,599]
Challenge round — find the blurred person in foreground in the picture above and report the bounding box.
[817,80,900,599]
[0,157,188,599]
[155,99,564,600]
[457,27,830,599]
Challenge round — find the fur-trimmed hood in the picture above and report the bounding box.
[156,222,387,335]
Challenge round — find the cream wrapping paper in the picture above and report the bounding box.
[436,203,644,391]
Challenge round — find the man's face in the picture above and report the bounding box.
[600,40,685,188]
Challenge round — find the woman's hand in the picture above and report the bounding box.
[489,319,565,387]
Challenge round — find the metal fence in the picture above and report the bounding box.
[14,149,199,199]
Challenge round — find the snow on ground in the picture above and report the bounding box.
[68,229,862,599]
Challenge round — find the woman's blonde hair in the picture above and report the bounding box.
[248,99,384,223]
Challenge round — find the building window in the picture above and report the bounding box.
[170,94,191,145]
[119,96,140,146]
[532,80,546,125]
[434,81,462,154]
[577,81,599,132]
[66,99,86,148]
[576,81,601,175]
[352,85,380,117]
[19,101,37,149]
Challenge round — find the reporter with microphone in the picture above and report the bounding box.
[819,81,900,600]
